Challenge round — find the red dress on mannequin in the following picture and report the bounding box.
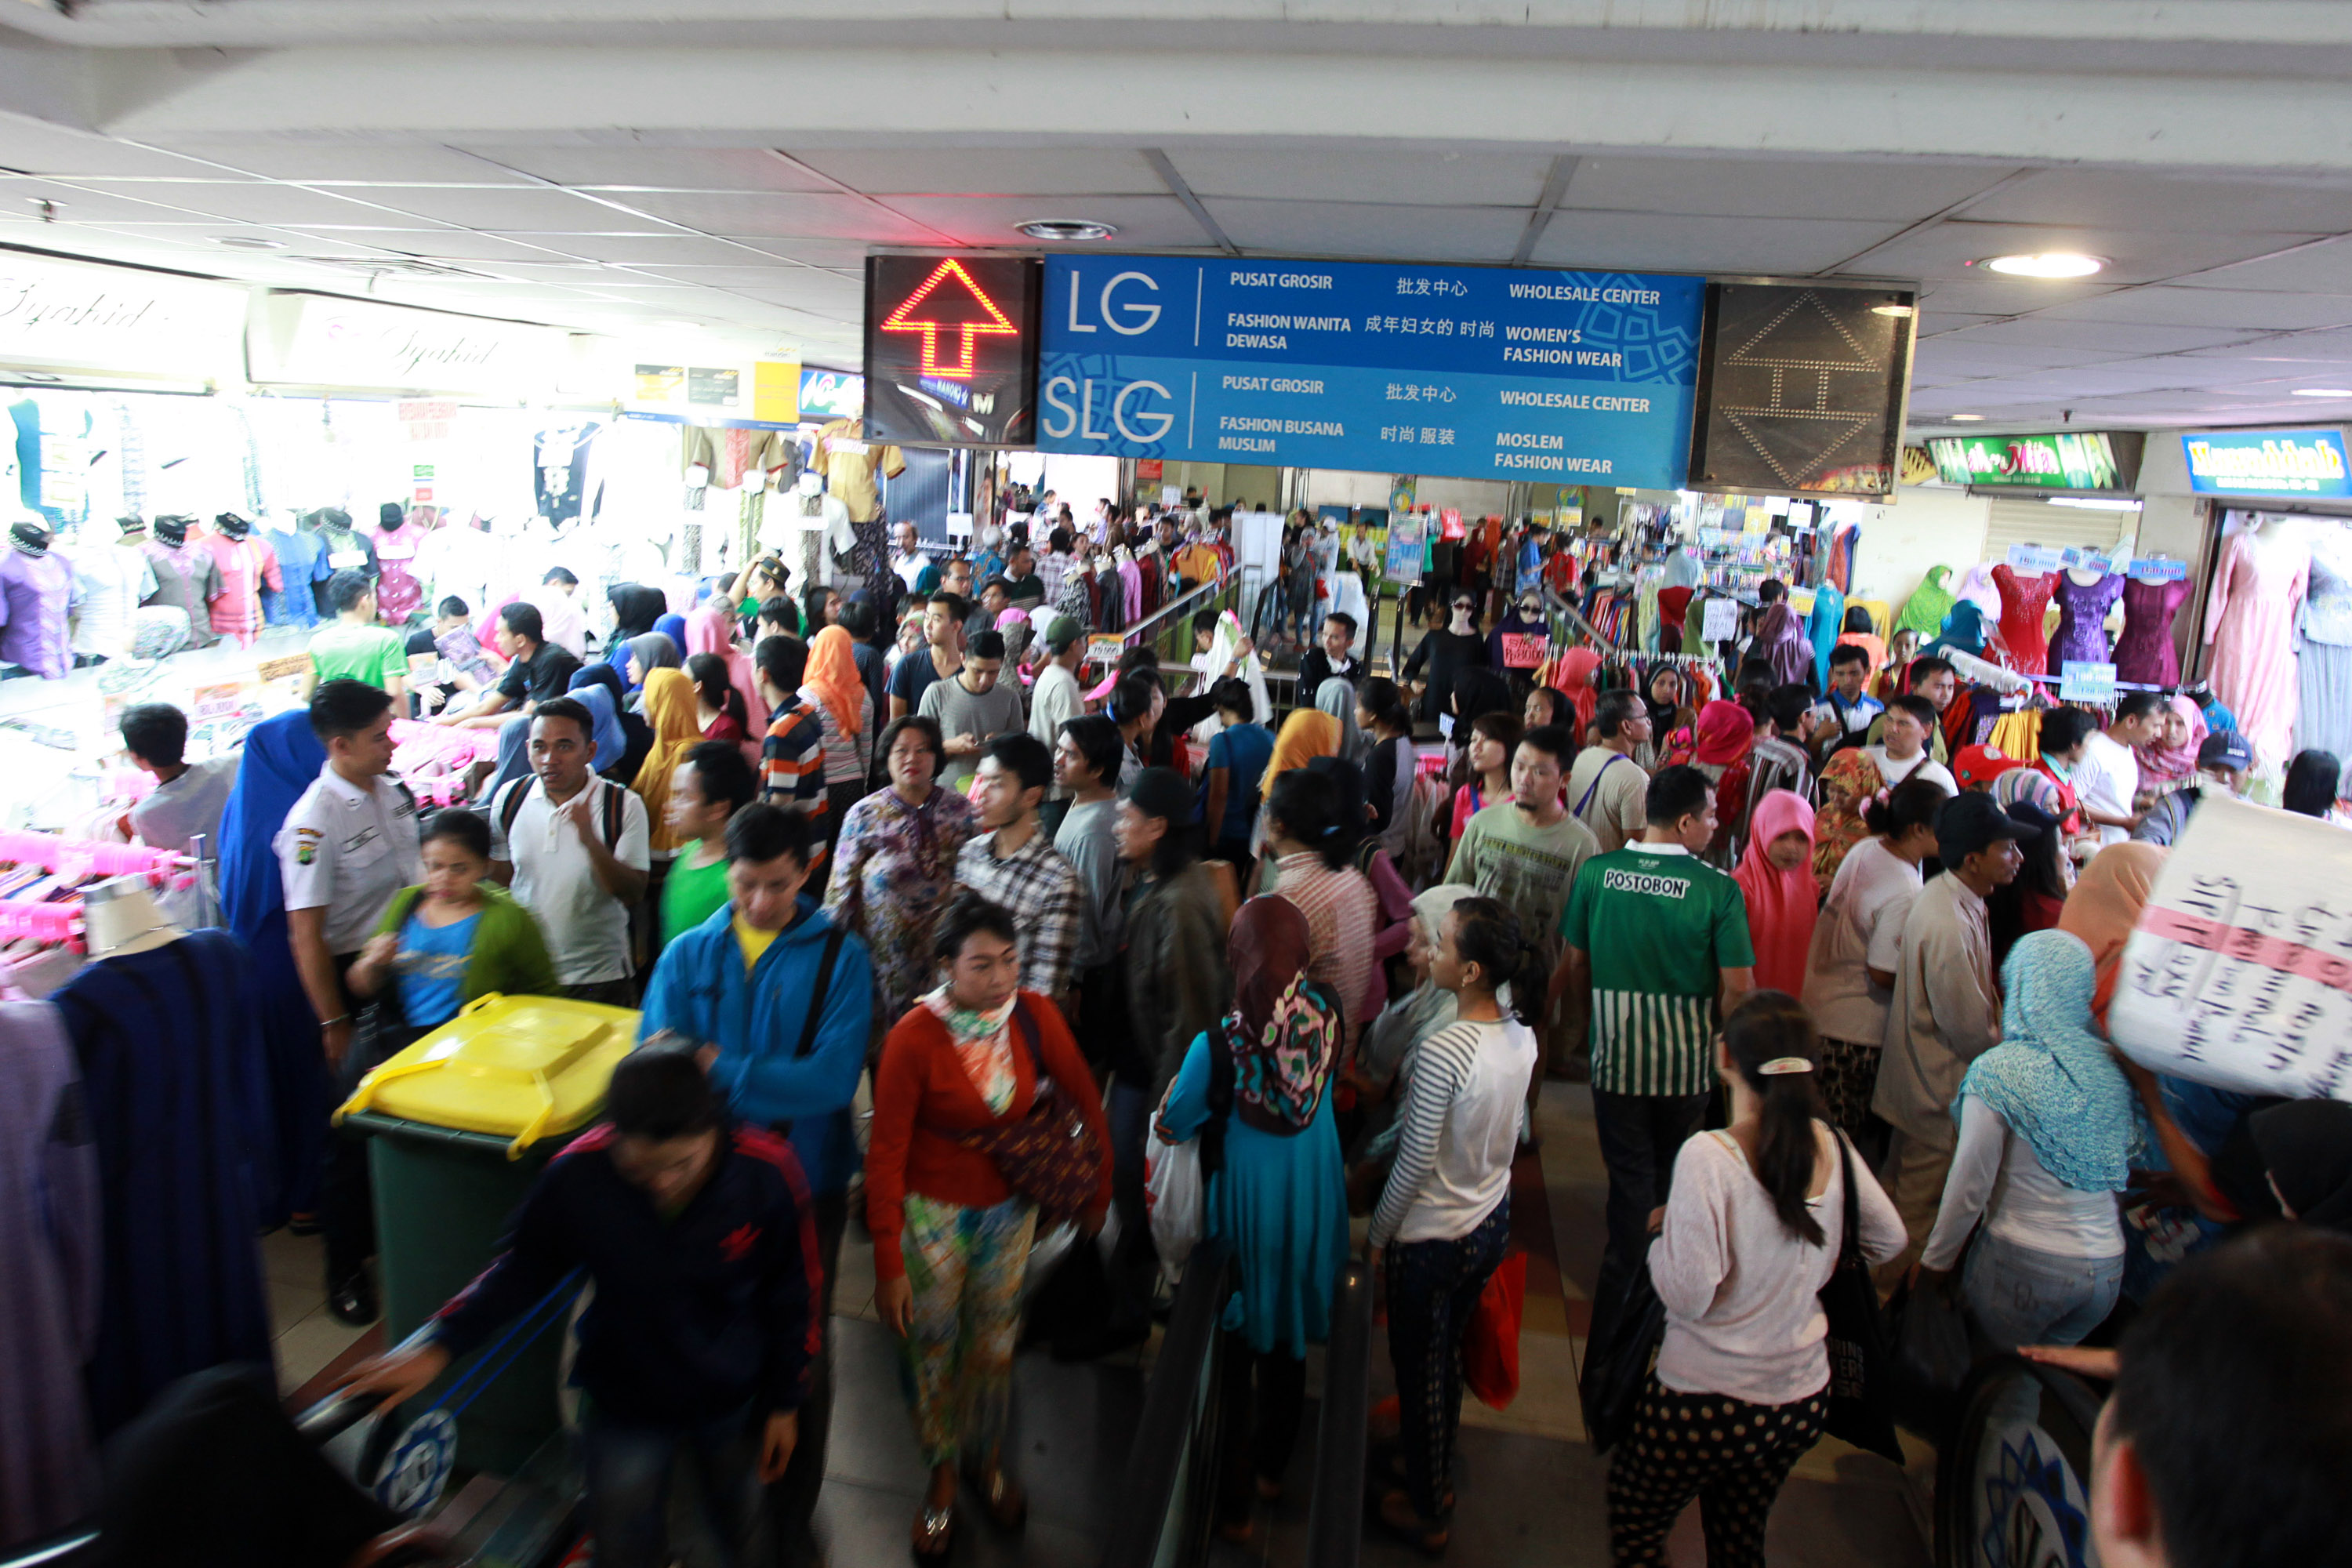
[1992,564,2056,674]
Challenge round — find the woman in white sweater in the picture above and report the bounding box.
[1607,990,1905,1568]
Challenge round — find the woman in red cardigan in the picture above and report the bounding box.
[866,893,1113,1559]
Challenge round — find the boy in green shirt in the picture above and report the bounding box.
[303,569,408,702]
[659,740,759,947]
[1552,762,1755,1345]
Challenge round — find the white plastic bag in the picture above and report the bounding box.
[1144,1134,1205,1272]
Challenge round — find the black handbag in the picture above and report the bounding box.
[1578,1241,1668,1454]
[1817,1132,1906,1463]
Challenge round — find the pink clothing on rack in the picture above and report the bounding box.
[2204,528,2309,770]
[199,531,281,647]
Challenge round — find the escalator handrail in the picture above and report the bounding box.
[1096,1238,1236,1568]
[0,1531,97,1568]
[1305,1258,1374,1568]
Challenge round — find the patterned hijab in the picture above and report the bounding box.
[1224,894,1343,1134]
[1958,930,2137,1192]
[2136,694,2208,786]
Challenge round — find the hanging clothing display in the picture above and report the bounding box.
[1806,582,1846,691]
[1893,564,1958,638]
[0,1000,101,1552]
[2114,573,2191,688]
[67,531,158,662]
[260,524,328,630]
[140,525,221,652]
[2049,571,2123,671]
[533,422,601,524]
[0,529,73,679]
[2297,524,2352,760]
[306,511,378,618]
[369,515,424,625]
[1955,562,2004,622]
[809,419,906,524]
[53,930,275,1438]
[1992,564,2056,674]
[196,523,281,648]
[2205,524,2309,771]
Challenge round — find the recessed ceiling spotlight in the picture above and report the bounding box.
[1016,219,1117,241]
[2292,387,2352,397]
[1977,253,2105,278]
[1948,414,1987,422]
[215,235,289,251]
[1870,304,1915,318]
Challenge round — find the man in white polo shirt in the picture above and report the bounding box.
[489,696,651,1006]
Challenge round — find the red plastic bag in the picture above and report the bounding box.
[1462,1251,1526,1410]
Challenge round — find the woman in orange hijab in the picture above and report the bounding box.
[802,624,874,827]
[2056,841,2162,1029]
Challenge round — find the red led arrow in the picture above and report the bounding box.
[879,258,1017,379]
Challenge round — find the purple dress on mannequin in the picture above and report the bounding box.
[2115,575,2191,687]
[2050,572,2124,671]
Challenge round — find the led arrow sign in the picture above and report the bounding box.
[877,258,1016,379]
[864,253,1041,447]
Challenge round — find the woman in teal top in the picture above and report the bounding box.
[347,811,557,1041]
[1153,891,1348,1542]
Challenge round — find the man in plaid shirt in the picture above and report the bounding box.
[954,731,1084,1006]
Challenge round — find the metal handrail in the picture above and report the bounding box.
[1306,1258,1374,1568]
[1096,1239,1236,1568]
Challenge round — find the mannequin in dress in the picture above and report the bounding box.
[2205,517,2310,771]
[2296,522,2352,759]
[1955,561,2004,622]
[2114,561,2191,687]
[1991,561,2058,673]
[369,503,423,626]
[0,519,73,679]
[2049,564,2125,671]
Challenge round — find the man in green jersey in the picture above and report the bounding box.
[1553,763,1755,1341]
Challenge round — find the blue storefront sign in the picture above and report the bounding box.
[1036,256,1703,486]
[2181,427,2352,497]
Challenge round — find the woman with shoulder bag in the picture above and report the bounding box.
[866,894,1112,1561]
[1606,990,1905,1568]
[1152,893,1351,1544]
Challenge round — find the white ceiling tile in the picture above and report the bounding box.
[55,179,403,226]
[143,141,536,184]
[0,177,215,223]
[1946,317,2262,354]
[2036,286,2352,332]
[721,275,867,312]
[1965,170,2352,236]
[718,238,880,268]
[2171,241,2352,294]
[0,121,260,180]
[625,265,838,289]
[74,221,405,260]
[274,228,575,262]
[1914,342,2139,370]
[1862,220,2323,285]
[354,184,662,230]
[877,194,1209,249]
[1562,156,2006,222]
[504,232,787,265]
[451,146,839,193]
[596,190,946,242]
[1171,149,1552,207]
[788,147,1163,197]
[1536,212,1896,274]
[1913,279,2122,316]
[1204,200,1526,263]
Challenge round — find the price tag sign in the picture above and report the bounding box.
[2060,660,2118,704]
[1700,596,1741,643]
[2005,543,2065,573]
[2126,557,2190,581]
[1500,633,1549,669]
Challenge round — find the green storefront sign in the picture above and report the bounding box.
[1927,431,2129,491]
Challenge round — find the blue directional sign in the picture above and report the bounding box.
[1036,256,1704,486]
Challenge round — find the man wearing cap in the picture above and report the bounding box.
[1028,615,1088,837]
[2134,731,2252,848]
[1871,790,2029,1281]
[1951,743,2024,792]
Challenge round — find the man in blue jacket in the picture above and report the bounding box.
[634,802,872,1568]
[336,1051,818,1568]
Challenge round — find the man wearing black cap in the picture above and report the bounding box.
[2133,730,2252,848]
[1871,789,2029,1280]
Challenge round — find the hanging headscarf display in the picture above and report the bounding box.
[1894,564,1958,638]
[1222,893,1344,1134]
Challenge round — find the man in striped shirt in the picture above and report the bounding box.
[757,635,826,823]
[1552,763,1755,1343]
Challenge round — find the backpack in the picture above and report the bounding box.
[495,775,626,854]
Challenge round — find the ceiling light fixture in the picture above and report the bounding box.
[1869,304,1915,318]
[1978,253,2106,279]
[1948,414,1987,422]
[215,236,289,252]
[2292,387,2352,397]
[1016,219,1117,241]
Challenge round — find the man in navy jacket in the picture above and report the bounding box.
[633,803,872,1567]
[338,1051,818,1568]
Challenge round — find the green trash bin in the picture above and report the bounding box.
[336,993,639,1479]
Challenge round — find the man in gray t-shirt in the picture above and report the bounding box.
[121,702,241,855]
[918,629,1026,788]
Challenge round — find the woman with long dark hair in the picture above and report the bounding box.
[1367,896,1547,1552]
[1606,990,1904,1568]
[2285,747,2343,820]
[685,651,749,743]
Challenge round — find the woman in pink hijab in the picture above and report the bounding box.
[1732,789,1818,993]
[684,601,768,764]
[1553,645,1603,741]
[2135,694,2207,789]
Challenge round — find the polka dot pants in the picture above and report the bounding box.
[1604,1375,1828,1567]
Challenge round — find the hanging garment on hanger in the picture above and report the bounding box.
[2049,572,2124,671]
[2205,526,2309,771]
[2114,575,2191,687]
[1806,582,1847,691]
[2296,524,2352,759]
[0,999,101,1549]
[52,930,274,1437]
[260,525,327,630]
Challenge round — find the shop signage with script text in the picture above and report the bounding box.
[1926,430,2140,492]
[2181,428,2352,498]
[247,292,570,397]
[0,252,245,385]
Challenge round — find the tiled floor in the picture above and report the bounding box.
[260,1226,372,1399]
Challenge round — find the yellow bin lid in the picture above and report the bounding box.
[335,993,640,1159]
